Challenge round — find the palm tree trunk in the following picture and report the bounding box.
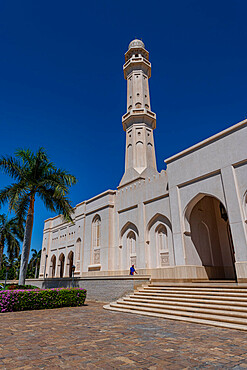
[35,262,38,278]
[0,241,4,272]
[19,196,35,286]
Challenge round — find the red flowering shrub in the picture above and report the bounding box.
[7,284,39,290]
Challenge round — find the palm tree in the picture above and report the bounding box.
[0,214,23,271]
[1,253,9,267]
[29,249,41,278]
[12,254,21,279]
[0,148,77,285]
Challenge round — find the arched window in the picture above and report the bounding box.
[127,143,133,169]
[136,141,144,168]
[127,231,136,254]
[92,215,101,264]
[157,225,168,251]
[155,224,169,267]
[76,238,81,270]
[93,215,101,248]
[127,231,136,266]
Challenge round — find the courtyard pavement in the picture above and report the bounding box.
[0,301,247,369]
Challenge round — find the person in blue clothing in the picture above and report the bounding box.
[130,264,137,275]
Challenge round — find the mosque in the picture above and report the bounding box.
[39,39,247,283]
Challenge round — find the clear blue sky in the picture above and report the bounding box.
[0,0,247,253]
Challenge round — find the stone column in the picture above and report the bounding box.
[168,185,186,266]
[137,202,146,269]
[221,165,247,280]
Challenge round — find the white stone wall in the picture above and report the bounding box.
[115,170,171,273]
[166,119,247,280]
[40,120,247,281]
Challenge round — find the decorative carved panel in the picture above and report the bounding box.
[130,256,136,266]
[94,249,100,264]
[160,252,169,267]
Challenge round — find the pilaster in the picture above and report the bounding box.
[221,165,247,261]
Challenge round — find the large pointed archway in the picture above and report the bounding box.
[185,195,236,280]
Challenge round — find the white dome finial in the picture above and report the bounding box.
[128,39,145,50]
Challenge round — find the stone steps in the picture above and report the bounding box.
[128,294,247,307]
[119,298,247,318]
[104,283,247,331]
[146,286,247,292]
[125,296,247,313]
[141,288,247,297]
[134,291,247,301]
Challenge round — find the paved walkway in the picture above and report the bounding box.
[1,301,247,369]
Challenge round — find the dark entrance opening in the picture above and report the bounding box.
[189,196,236,280]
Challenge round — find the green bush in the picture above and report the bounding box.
[0,288,86,313]
[0,266,16,280]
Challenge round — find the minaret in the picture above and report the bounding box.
[119,39,157,188]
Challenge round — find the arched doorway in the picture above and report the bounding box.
[50,255,56,278]
[186,195,236,280]
[68,251,74,278]
[59,253,65,278]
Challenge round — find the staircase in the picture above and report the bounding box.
[104,282,247,331]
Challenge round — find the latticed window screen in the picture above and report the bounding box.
[157,225,167,251]
[96,220,100,247]
[92,216,101,264]
[156,225,169,267]
[127,231,136,267]
[127,231,136,254]
[92,216,101,248]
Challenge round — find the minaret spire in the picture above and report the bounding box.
[119,39,157,188]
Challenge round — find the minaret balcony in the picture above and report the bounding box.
[122,108,156,131]
[125,46,149,62]
[123,57,151,79]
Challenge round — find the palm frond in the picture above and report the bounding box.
[37,186,56,213]
[0,213,22,263]
[51,193,75,222]
[0,185,14,209]
[9,216,25,241]
[49,168,77,187]
[14,193,30,223]
[0,155,22,180]
[16,148,35,168]
[6,233,20,261]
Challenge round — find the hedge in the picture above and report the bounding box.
[0,288,86,313]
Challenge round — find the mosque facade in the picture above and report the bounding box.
[39,40,247,282]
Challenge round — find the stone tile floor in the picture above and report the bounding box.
[0,301,247,369]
